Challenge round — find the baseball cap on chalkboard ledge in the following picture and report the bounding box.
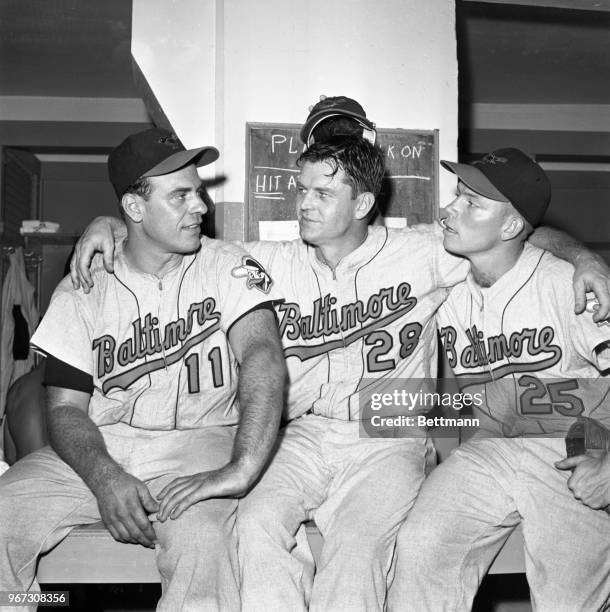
[108,128,219,198]
[300,96,376,145]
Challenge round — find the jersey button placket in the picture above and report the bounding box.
[325,267,348,420]
[155,277,169,373]
[337,267,355,420]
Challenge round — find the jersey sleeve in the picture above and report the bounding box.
[30,277,97,376]
[435,285,459,330]
[214,244,278,332]
[241,239,296,273]
[415,223,469,288]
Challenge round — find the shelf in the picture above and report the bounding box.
[22,233,80,245]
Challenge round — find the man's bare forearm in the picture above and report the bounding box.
[47,400,122,495]
[530,226,599,265]
[232,340,286,486]
[530,225,610,319]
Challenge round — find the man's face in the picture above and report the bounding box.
[138,164,207,254]
[296,160,360,249]
[440,181,510,257]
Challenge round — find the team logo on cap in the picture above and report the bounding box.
[158,134,181,148]
[231,256,273,294]
[481,153,508,165]
[318,97,342,109]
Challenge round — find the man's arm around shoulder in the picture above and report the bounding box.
[47,386,158,547]
[157,307,287,521]
[530,226,610,321]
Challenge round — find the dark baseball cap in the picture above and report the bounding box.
[300,96,375,145]
[108,128,219,198]
[441,148,551,226]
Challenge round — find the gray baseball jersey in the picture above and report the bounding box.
[31,238,274,430]
[437,243,610,436]
[246,224,468,420]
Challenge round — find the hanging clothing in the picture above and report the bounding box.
[12,304,30,359]
[1,247,38,419]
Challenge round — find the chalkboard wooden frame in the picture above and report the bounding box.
[245,122,439,241]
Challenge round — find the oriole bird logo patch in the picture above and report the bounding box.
[231,257,273,294]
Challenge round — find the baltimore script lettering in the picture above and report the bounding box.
[93,298,221,378]
[277,282,417,341]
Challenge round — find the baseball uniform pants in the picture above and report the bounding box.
[238,412,434,612]
[0,423,239,612]
[388,437,610,612]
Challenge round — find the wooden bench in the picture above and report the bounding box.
[35,430,526,583]
[37,521,525,584]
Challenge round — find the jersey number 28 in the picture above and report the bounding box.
[365,322,422,373]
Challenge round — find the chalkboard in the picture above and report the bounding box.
[245,122,439,241]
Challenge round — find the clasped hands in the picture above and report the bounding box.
[95,463,250,548]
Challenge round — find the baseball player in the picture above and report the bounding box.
[237,136,462,611]
[0,128,286,612]
[70,134,610,612]
[388,149,610,611]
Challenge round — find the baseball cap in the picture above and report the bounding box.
[441,148,551,226]
[300,96,376,145]
[108,128,219,198]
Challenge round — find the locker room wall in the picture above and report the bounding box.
[39,161,118,235]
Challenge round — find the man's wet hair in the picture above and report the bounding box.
[311,116,364,145]
[297,135,385,199]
